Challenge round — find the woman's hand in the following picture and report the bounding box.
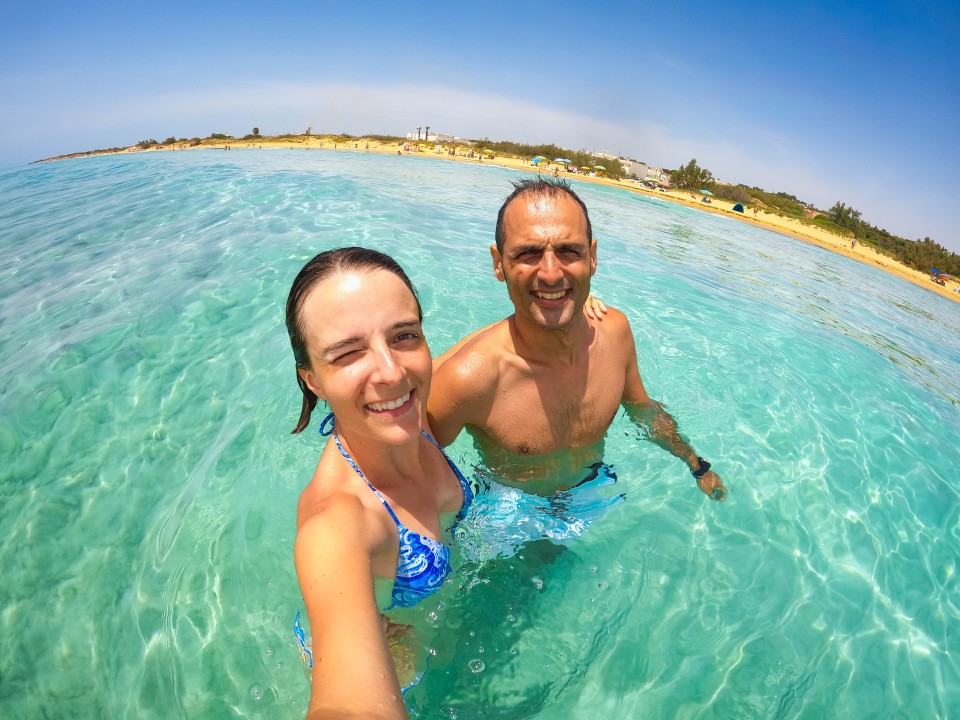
[584,294,608,321]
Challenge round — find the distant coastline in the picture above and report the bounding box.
[36,134,960,305]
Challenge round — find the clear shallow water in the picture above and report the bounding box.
[0,150,958,719]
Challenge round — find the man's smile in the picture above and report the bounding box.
[533,289,570,301]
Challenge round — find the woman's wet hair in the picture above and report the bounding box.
[285,247,423,434]
[494,178,593,254]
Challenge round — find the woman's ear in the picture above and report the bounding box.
[297,367,326,402]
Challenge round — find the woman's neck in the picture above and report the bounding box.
[334,426,426,488]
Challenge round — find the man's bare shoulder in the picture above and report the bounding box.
[434,319,511,366]
[433,318,513,385]
[592,305,636,345]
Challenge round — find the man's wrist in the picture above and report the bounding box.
[691,457,711,478]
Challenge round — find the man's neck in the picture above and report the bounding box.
[509,311,591,365]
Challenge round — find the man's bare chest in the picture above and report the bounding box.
[483,360,625,454]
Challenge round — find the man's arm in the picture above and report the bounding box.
[619,320,727,502]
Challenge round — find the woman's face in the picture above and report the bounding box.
[297,268,431,445]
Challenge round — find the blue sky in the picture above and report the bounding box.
[3,0,958,250]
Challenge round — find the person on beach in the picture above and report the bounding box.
[285,247,472,719]
[428,178,726,502]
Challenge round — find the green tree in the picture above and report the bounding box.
[252,127,260,137]
[829,202,862,231]
[669,159,714,191]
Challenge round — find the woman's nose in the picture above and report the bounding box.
[372,346,404,384]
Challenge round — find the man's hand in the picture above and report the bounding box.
[696,470,726,502]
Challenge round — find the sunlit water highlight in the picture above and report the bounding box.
[0,150,958,719]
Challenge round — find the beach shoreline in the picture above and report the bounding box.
[42,136,960,304]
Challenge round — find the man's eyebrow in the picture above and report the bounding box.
[509,243,544,256]
[510,241,585,256]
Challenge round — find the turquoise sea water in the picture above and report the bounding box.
[1,150,958,719]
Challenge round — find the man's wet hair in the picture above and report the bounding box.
[494,178,593,254]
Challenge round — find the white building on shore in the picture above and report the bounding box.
[406,130,459,143]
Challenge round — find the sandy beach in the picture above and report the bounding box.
[81,135,960,304]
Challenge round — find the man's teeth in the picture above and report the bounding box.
[368,392,411,411]
[536,290,567,300]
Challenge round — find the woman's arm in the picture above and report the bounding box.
[295,501,407,719]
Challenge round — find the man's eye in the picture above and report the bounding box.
[396,332,420,342]
[332,350,359,363]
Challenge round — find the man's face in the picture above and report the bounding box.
[491,193,597,331]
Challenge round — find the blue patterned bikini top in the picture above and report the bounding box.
[331,428,473,610]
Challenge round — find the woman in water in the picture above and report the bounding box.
[285,247,472,719]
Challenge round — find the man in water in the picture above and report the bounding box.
[428,178,726,501]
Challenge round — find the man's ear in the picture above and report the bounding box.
[589,238,598,276]
[490,244,505,282]
[297,367,326,402]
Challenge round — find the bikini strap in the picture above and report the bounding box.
[332,432,402,527]
[421,431,473,520]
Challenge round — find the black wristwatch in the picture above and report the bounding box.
[691,457,711,478]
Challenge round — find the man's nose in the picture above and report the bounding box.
[538,251,563,284]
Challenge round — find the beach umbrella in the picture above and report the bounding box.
[554,158,572,164]
[700,189,714,196]
[930,268,942,275]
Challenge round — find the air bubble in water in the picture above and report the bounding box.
[250,685,263,701]
[469,659,485,673]
[532,577,543,589]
